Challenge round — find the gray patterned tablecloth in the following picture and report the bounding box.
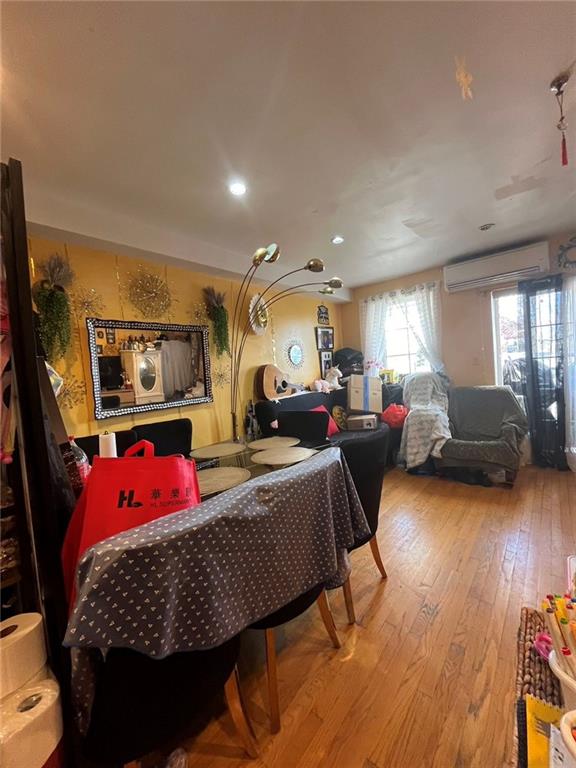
[64,448,368,730]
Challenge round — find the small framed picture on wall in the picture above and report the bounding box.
[319,350,333,378]
[317,304,330,325]
[315,326,334,350]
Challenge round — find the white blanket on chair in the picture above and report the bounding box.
[399,373,451,469]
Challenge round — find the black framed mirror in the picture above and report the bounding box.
[86,318,213,419]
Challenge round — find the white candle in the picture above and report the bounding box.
[99,431,117,458]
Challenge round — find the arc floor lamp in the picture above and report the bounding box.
[229,243,343,441]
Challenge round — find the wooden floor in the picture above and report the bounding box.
[184,466,576,768]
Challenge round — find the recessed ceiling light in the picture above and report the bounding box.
[228,180,247,197]
[331,235,344,245]
[479,222,495,231]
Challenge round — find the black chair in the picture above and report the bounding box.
[249,584,341,733]
[74,418,193,464]
[75,429,138,463]
[339,429,390,622]
[83,634,257,766]
[277,410,330,448]
[134,417,192,457]
[272,416,390,624]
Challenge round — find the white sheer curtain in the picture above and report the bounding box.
[390,282,445,373]
[360,281,445,375]
[563,274,576,472]
[360,293,390,376]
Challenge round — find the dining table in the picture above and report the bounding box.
[64,445,369,732]
[192,436,320,497]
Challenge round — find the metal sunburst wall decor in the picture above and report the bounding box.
[56,374,86,410]
[212,365,231,389]
[248,293,269,335]
[70,285,105,318]
[188,302,209,325]
[124,266,175,319]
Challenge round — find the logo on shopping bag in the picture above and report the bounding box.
[117,489,143,509]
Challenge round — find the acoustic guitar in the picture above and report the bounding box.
[255,365,306,400]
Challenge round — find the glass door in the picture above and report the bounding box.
[491,278,567,468]
[492,288,526,394]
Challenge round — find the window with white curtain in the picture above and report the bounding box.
[384,300,431,375]
[360,281,444,377]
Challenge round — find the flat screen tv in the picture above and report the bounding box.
[98,355,123,390]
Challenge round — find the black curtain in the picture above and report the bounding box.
[518,274,567,469]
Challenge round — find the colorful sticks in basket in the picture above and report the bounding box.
[541,594,576,678]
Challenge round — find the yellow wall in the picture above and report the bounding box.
[28,236,342,447]
[341,233,573,386]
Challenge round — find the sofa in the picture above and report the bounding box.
[435,386,528,481]
[75,417,193,462]
[253,387,402,459]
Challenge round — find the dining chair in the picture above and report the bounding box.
[133,417,192,457]
[271,413,390,624]
[82,634,258,766]
[277,410,330,448]
[249,583,341,733]
[339,429,390,623]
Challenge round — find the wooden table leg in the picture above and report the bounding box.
[316,589,341,648]
[224,666,259,757]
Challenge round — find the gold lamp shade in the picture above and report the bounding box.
[305,258,325,273]
[252,247,268,266]
[264,243,281,262]
[252,244,280,266]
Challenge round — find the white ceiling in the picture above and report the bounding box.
[2,1,575,292]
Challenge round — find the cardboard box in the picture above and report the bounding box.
[347,375,382,413]
[347,414,378,431]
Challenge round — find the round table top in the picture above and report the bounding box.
[251,446,316,467]
[247,436,300,451]
[191,442,246,459]
[198,467,251,496]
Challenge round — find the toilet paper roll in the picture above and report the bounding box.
[99,431,117,458]
[0,678,63,768]
[0,614,46,701]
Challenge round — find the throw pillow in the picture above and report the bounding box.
[310,405,340,437]
[331,405,348,431]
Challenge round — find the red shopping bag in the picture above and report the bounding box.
[381,404,409,428]
[61,440,200,604]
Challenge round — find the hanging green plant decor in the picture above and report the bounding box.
[33,281,72,362]
[202,286,230,357]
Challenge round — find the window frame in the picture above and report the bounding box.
[384,299,431,376]
[491,286,521,386]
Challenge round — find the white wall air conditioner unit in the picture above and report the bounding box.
[443,242,549,293]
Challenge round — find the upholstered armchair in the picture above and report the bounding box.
[435,386,528,483]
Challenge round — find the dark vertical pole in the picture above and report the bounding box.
[2,158,75,762]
